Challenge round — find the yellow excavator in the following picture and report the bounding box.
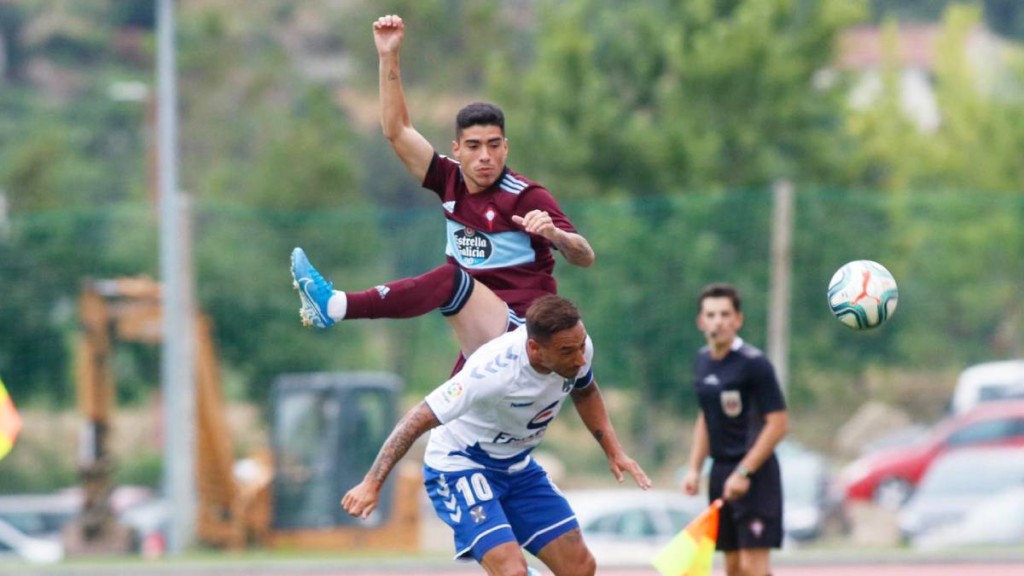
[67,276,420,554]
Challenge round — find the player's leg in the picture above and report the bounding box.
[423,465,527,571]
[444,274,509,357]
[724,457,783,576]
[723,551,742,576]
[478,542,532,576]
[710,463,743,575]
[290,247,507,356]
[506,460,594,576]
[737,547,772,576]
[533,528,595,576]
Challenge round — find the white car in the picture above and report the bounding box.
[564,488,705,566]
[0,516,63,564]
[898,446,1024,544]
[912,485,1024,549]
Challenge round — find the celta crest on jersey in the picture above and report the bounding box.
[454,227,492,265]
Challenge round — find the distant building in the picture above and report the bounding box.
[830,24,1011,132]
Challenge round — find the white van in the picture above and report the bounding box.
[951,360,1024,415]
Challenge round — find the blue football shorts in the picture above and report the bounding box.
[424,458,578,561]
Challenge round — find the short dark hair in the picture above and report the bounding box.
[526,295,581,343]
[455,102,505,138]
[698,283,742,313]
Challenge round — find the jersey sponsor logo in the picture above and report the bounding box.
[703,374,721,386]
[442,201,456,213]
[720,390,742,417]
[526,400,560,430]
[492,427,546,445]
[453,227,493,265]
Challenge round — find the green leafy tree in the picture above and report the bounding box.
[489,0,865,198]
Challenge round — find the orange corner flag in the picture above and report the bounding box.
[652,498,722,576]
[0,375,23,461]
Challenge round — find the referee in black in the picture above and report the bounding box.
[681,283,789,576]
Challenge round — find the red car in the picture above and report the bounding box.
[840,399,1024,509]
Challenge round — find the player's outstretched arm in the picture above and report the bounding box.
[512,211,595,268]
[341,401,440,519]
[373,14,434,184]
[570,382,652,489]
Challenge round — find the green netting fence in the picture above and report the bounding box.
[1,187,1021,420]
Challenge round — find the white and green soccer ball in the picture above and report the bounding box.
[827,260,899,329]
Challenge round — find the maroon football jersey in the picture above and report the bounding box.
[422,154,578,315]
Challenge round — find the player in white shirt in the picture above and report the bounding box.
[342,295,651,576]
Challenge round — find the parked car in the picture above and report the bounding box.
[565,488,705,566]
[898,446,1024,544]
[778,442,848,543]
[0,485,156,558]
[0,516,63,564]
[839,399,1024,508]
[0,493,75,565]
[0,492,79,539]
[118,498,169,558]
[912,485,1024,550]
[950,359,1024,415]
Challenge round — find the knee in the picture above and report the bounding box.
[488,556,530,576]
[562,548,596,576]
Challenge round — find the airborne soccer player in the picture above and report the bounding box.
[291,13,594,368]
[680,283,789,576]
[342,296,651,575]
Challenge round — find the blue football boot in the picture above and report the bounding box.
[290,247,335,328]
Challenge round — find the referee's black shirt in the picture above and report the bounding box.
[694,337,787,463]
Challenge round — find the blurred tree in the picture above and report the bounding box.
[870,0,1024,40]
[488,0,865,199]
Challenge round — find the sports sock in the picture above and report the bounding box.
[326,291,348,320]
[343,263,470,320]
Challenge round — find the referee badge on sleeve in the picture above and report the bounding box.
[720,390,742,417]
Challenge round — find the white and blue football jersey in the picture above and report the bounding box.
[423,325,594,473]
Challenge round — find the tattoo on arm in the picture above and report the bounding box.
[387,70,398,81]
[553,232,595,266]
[591,428,605,443]
[367,402,438,484]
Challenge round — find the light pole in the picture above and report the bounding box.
[157,0,196,555]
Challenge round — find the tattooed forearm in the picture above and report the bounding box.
[367,402,439,484]
[591,428,605,443]
[553,232,595,268]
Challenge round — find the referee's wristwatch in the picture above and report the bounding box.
[734,464,753,479]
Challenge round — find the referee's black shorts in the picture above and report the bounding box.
[709,455,784,551]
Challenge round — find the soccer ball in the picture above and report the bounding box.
[827,260,899,329]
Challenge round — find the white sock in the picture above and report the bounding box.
[327,291,347,320]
